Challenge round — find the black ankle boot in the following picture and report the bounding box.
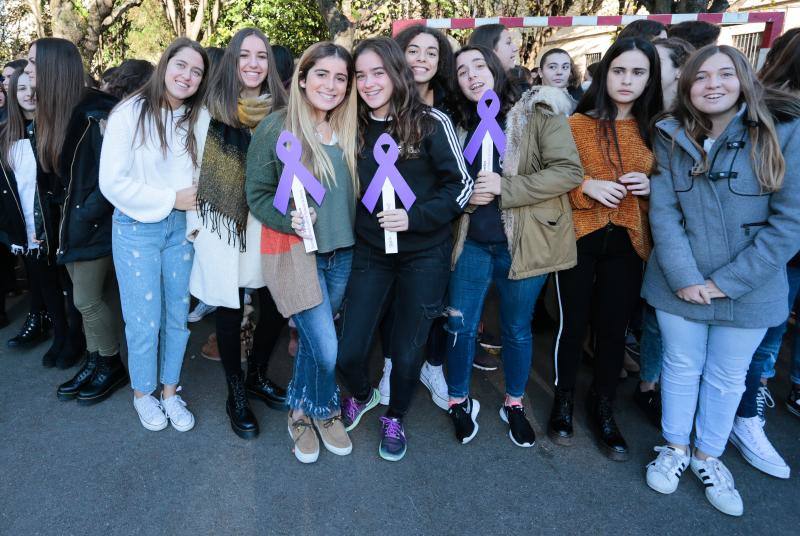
[245,364,287,410]
[42,337,64,368]
[586,388,629,461]
[57,352,99,401]
[77,353,129,405]
[548,388,574,445]
[56,337,86,370]
[8,312,49,348]
[227,373,259,439]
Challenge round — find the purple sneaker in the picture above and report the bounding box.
[378,416,407,461]
[341,388,381,432]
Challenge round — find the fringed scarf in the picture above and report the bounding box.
[196,94,272,250]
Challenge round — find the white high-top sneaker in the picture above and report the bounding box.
[378,358,391,405]
[730,416,790,479]
[420,362,449,411]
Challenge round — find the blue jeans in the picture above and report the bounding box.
[656,310,766,457]
[738,264,800,417]
[446,239,547,399]
[287,248,352,419]
[112,209,193,394]
[639,305,663,384]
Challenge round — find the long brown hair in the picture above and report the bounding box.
[30,38,85,174]
[206,28,287,128]
[674,45,800,191]
[0,69,31,170]
[285,42,357,189]
[759,30,800,95]
[353,37,435,157]
[129,37,209,167]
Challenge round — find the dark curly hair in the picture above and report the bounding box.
[104,59,154,100]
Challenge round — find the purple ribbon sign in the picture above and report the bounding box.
[273,130,326,214]
[361,133,416,212]
[462,89,506,165]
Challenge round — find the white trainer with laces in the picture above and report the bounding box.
[378,358,391,406]
[188,302,217,323]
[646,445,690,494]
[420,362,449,411]
[690,456,744,517]
[133,395,168,431]
[161,392,195,432]
[730,416,790,479]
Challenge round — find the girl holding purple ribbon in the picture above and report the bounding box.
[336,37,473,462]
[246,42,358,464]
[444,45,583,448]
[187,28,289,441]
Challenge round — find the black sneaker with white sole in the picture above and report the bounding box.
[499,404,535,447]
[448,398,480,444]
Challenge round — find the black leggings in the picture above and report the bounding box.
[216,287,287,378]
[0,245,16,313]
[553,225,643,400]
[23,254,83,348]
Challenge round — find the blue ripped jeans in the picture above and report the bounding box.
[445,239,547,399]
[287,248,352,419]
[112,209,193,394]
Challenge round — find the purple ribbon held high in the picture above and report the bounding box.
[273,130,326,215]
[462,89,506,165]
[361,133,416,213]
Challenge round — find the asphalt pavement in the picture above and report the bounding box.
[1,293,798,535]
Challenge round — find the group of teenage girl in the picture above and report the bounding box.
[1,16,799,517]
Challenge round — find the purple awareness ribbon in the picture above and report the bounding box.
[361,133,416,212]
[462,89,506,165]
[272,130,326,214]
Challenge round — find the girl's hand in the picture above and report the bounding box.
[582,179,627,208]
[474,171,502,196]
[469,192,495,206]
[705,279,727,299]
[174,185,198,210]
[377,209,409,232]
[676,285,711,305]
[619,172,650,196]
[290,207,317,240]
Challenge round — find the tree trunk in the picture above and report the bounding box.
[315,0,354,49]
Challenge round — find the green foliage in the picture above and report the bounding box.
[209,0,328,54]
[95,0,174,72]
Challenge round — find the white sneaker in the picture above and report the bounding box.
[188,302,217,322]
[646,445,690,494]
[690,456,744,516]
[756,385,775,426]
[730,416,790,479]
[161,392,195,432]
[133,395,168,431]
[378,358,391,406]
[420,362,449,411]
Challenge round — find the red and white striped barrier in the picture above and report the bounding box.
[392,11,786,55]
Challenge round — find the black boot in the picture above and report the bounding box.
[57,352,98,401]
[42,338,64,368]
[56,336,86,370]
[245,364,287,410]
[7,312,49,348]
[226,372,259,439]
[77,353,129,406]
[548,388,574,446]
[586,388,629,461]
[633,383,662,429]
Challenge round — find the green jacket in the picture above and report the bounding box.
[451,86,584,279]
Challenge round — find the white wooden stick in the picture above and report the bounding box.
[292,175,318,253]
[481,132,493,172]
[382,179,398,254]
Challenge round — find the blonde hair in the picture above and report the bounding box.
[676,45,799,191]
[284,42,357,190]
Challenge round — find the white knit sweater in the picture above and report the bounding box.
[99,97,207,223]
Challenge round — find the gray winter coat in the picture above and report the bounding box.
[642,109,800,328]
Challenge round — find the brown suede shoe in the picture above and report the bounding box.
[314,415,352,456]
[288,413,319,463]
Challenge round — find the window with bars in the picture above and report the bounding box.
[733,32,763,67]
[585,52,601,66]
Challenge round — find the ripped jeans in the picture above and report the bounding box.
[337,238,450,417]
[445,239,547,399]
